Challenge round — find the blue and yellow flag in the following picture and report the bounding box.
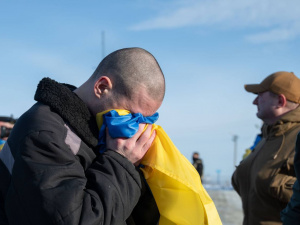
[96,109,222,225]
[0,140,5,151]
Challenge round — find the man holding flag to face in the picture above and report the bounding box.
[0,47,221,225]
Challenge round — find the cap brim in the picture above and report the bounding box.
[244,84,266,94]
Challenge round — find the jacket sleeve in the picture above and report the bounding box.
[6,129,142,225]
[269,156,296,204]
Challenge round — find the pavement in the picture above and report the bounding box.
[206,189,243,225]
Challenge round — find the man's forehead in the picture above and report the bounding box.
[128,91,161,116]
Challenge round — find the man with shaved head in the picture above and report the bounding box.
[0,48,164,225]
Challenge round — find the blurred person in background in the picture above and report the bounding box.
[232,71,300,225]
[192,151,204,180]
[0,116,16,150]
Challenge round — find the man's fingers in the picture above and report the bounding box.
[133,129,156,166]
[137,125,156,153]
[132,123,146,140]
[143,129,156,151]
[105,124,156,166]
[136,124,152,146]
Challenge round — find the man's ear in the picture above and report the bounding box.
[94,76,112,98]
[278,94,287,107]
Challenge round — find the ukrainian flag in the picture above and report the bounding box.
[97,109,222,225]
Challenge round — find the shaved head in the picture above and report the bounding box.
[91,47,165,103]
[75,47,166,116]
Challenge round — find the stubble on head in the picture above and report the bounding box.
[89,47,166,116]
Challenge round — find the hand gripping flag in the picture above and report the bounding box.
[96,109,222,225]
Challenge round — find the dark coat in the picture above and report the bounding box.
[193,158,203,177]
[0,78,159,225]
[281,132,300,225]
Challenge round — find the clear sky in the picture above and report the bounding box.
[1,0,300,183]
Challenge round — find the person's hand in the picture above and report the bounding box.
[106,124,156,166]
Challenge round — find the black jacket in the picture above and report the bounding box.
[281,132,300,224]
[0,78,159,225]
[193,159,203,177]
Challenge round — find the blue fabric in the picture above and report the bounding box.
[98,110,159,152]
[250,134,262,150]
[0,139,5,145]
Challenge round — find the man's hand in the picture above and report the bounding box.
[106,124,156,166]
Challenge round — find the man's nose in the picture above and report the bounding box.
[253,96,258,105]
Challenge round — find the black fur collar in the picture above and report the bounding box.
[34,77,98,147]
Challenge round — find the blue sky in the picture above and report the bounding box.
[1,0,300,182]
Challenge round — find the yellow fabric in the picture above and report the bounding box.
[243,149,252,159]
[96,109,222,225]
[0,143,4,151]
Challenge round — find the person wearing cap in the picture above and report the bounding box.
[232,71,300,225]
[192,152,204,180]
